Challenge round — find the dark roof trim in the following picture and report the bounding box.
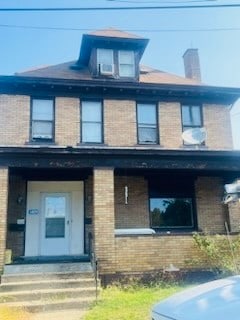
[1,75,240,104]
[0,146,240,172]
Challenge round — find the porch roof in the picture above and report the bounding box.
[1,146,240,174]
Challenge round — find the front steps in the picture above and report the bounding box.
[0,262,98,314]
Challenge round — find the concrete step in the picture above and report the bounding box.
[0,287,97,303]
[1,296,95,313]
[1,271,94,284]
[0,278,96,292]
[3,262,92,274]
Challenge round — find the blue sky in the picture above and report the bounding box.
[1,0,240,147]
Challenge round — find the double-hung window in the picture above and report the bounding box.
[81,101,103,143]
[181,105,202,132]
[181,105,203,145]
[119,50,135,77]
[137,103,158,144]
[31,98,54,141]
[97,49,114,74]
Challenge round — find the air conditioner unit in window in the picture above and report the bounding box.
[99,63,114,75]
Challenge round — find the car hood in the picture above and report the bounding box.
[152,275,240,320]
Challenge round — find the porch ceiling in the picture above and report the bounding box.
[1,146,240,173]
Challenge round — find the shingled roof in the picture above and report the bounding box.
[88,28,143,40]
[16,62,201,86]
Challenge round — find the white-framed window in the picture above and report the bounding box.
[31,98,54,141]
[119,50,135,77]
[81,101,103,143]
[137,103,158,144]
[97,49,114,74]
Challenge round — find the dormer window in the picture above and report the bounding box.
[96,48,135,78]
[119,50,135,77]
[97,49,114,75]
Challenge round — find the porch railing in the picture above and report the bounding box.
[89,232,99,301]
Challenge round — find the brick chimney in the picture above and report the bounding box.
[183,48,201,81]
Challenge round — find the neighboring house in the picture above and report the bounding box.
[0,28,240,283]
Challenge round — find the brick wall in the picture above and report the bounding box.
[204,104,233,149]
[228,201,240,233]
[6,174,26,258]
[55,97,80,146]
[159,102,183,148]
[0,95,30,145]
[114,235,200,273]
[114,176,149,228]
[195,177,227,233]
[0,168,9,272]
[93,168,116,273]
[104,100,137,146]
[0,95,233,150]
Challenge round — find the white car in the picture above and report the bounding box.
[152,275,240,320]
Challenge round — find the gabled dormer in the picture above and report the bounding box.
[75,28,149,81]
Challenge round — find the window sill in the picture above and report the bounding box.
[180,145,208,150]
[77,143,107,147]
[25,141,57,146]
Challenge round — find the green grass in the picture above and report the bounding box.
[84,284,184,320]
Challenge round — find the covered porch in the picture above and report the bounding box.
[0,147,240,280]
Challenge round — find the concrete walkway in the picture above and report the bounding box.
[32,310,87,320]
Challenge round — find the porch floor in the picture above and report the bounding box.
[10,254,90,265]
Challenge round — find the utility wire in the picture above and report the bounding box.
[1,4,240,12]
[1,24,240,33]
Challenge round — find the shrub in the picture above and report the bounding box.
[190,232,240,275]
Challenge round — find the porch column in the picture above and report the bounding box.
[228,202,240,233]
[93,167,116,275]
[0,167,9,272]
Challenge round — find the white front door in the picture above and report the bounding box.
[40,193,70,256]
[25,181,84,257]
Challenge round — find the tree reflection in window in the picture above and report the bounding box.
[150,198,193,229]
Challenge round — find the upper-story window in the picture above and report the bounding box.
[81,101,103,144]
[97,49,114,75]
[31,98,54,141]
[96,48,135,78]
[118,50,135,77]
[181,105,203,145]
[137,103,158,144]
[181,105,202,132]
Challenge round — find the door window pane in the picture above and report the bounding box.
[46,218,65,238]
[150,198,194,228]
[81,101,102,143]
[44,196,66,238]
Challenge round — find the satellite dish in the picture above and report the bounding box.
[182,127,207,145]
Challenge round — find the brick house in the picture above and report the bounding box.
[0,28,240,282]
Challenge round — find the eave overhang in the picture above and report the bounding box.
[78,34,149,65]
[0,75,240,104]
[0,146,240,173]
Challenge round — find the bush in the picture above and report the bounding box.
[190,232,240,275]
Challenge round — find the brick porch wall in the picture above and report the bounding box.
[114,176,149,228]
[93,168,116,273]
[6,175,26,258]
[114,235,199,273]
[195,177,227,233]
[0,168,9,272]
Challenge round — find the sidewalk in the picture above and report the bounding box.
[32,310,87,320]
